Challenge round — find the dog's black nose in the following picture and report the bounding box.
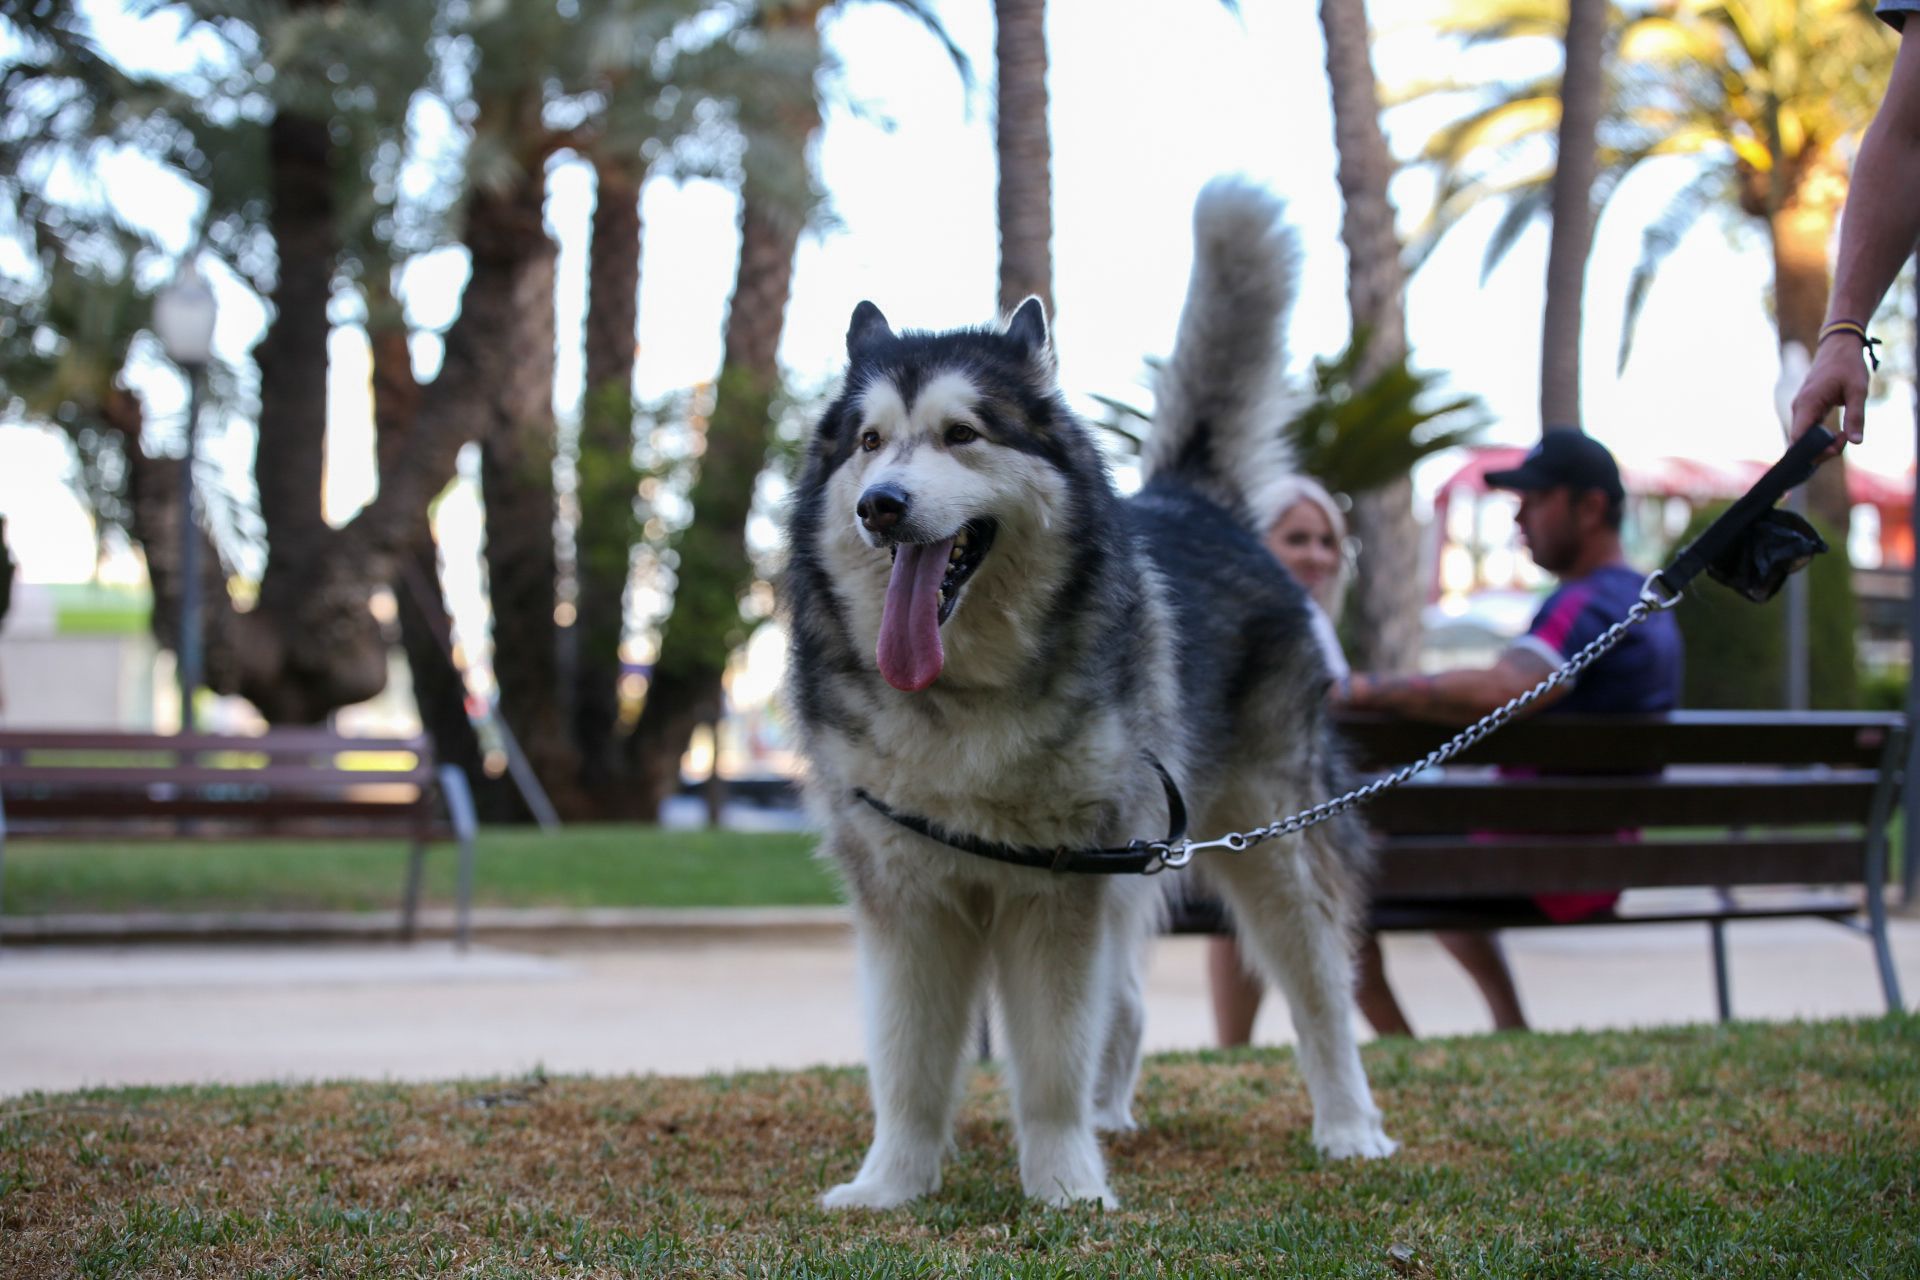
[856,483,909,534]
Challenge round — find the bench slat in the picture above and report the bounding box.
[4,795,431,823]
[0,765,434,788]
[1338,712,1901,771]
[1369,899,1862,932]
[1373,836,1867,896]
[0,730,429,753]
[1363,771,1879,833]
[0,735,428,773]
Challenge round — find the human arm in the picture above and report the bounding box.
[1788,25,1920,447]
[1334,646,1568,726]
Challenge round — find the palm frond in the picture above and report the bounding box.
[1616,167,1725,372]
[1283,329,1489,495]
[1480,183,1551,282]
[857,0,973,92]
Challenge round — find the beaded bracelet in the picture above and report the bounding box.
[1818,319,1883,371]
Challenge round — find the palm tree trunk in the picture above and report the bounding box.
[364,291,524,820]
[626,196,799,820]
[1770,153,1852,538]
[219,98,392,723]
[1539,0,1606,428]
[1319,0,1424,675]
[475,181,583,815]
[574,161,645,802]
[253,109,334,585]
[995,0,1053,317]
[0,516,12,630]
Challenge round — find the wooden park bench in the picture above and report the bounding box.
[1174,710,1907,1021]
[0,728,479,949]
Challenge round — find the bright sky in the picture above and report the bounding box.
[1,0,1914,587]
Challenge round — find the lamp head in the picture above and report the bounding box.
[153,259,217,367]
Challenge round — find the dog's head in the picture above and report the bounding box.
[798,297,1088,693]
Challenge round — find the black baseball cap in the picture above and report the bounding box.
[1484,428,1625,504]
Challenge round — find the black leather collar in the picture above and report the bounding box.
[852,753,1189,875]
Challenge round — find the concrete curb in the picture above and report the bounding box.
[0,905,855,947]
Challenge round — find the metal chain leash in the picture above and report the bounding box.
[1141,572,1684,874]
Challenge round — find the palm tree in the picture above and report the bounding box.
[624,0,969,819]
[571,16,821,808]
[1,0,444,721]
[1319,0,1426,675]
[1540,0,1607,426]
[995,0,1053,317]
[441,0,776,812]
[1405,0,1899,535]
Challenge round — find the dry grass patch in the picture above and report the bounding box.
[4,1017,1917,1278]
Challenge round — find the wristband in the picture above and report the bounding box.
[1818,320,1882,371]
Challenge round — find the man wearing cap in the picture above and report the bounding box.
[1332,428,1684,1034]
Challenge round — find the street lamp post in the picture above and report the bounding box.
[152,260,217,735]
[1773,344,1812,711]
[1906,250,1920,903]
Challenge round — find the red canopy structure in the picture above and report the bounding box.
[1432,445,1915,579]
[1436,445,1912,606]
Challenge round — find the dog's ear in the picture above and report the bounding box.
[1003,296,1056,383]
[847,301,892,358]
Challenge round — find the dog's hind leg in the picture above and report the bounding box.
[1090,942,1145,1133]
[1091,886,1157,1133]
[1205,826,1397,1160]
[824,891,990,1210]
[992,889,1119,1207]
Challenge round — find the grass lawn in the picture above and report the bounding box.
[2,825,842,915]
[3,1017,1915,1277]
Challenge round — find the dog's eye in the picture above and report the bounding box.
[860,430,882,452]
[945,424,978,445]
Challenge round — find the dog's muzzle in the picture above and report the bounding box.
[857,482,909,536]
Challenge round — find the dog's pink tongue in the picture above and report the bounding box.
[876,538,954,692]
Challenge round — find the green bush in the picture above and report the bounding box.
[1673,503,1858,709]
[1860,666,1910,712]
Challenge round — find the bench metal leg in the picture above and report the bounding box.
[1866,892,1905,1014]
[400,839,426,943]
[439,764,480,953]
[1709,920,1731,1023]
[1863,862,1906,1015]
[1863,731,1906,1013]
[0,791,8,956]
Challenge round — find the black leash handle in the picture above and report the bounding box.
[1653,425,1835,599]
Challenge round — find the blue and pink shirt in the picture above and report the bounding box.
[1512,563,1683,718]
[1508,563,1684,921]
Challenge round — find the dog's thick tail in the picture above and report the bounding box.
[1142,178,1303,533]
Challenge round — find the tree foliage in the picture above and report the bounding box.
[1,0,965,818]
[1093,334,1488,500]
[1401,0,1896,364]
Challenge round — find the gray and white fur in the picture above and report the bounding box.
[780,177,1394,1211]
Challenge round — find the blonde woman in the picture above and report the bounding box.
[1207,475,1351,1045]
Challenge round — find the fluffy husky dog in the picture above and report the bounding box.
[782,179,1395,1210]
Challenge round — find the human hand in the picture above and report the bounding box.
[1789,332,1871,453]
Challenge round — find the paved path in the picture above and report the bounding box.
[3,918,1915,1096]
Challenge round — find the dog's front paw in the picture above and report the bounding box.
[1313,1118,1398,1160]
[1021,1127,1118,1208]
[1091,1106,1138,1134]
[820,1174,935,1211]
[1031,1176,1119,1210]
